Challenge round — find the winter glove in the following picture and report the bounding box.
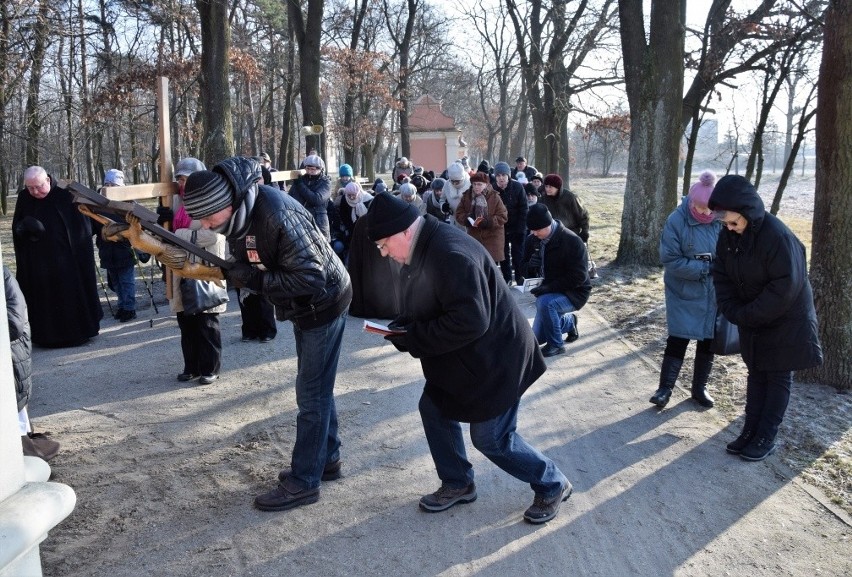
[384,333,409,352]
[14,216,45,242]
[527,252,542,270]
[440,202,452,215]
[529,286,544,297]
[156,205,174,226]
[222,262,262,291]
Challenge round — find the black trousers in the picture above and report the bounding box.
[176,311,221,376]
[237,290,277,340]
[664,335,713,359]
[500,231,527,283]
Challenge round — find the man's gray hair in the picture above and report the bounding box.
[24,166,47,182]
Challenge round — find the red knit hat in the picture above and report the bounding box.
[543,174,563,190]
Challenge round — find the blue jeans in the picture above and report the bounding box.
[287,311,347,489]
[532,292,576,348]
[108,265,136,311]
[419,392,567,498]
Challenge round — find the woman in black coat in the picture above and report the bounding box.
[708,175,822,462]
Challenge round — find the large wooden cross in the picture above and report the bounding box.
[75,77,304,288]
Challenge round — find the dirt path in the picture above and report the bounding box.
[31,294,851,577]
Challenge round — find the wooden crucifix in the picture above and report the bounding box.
[65,76,304,286]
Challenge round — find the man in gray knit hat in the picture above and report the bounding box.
[183,156,352,512]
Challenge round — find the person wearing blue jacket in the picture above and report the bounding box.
[288,154,332,240]
[650,171,721,408]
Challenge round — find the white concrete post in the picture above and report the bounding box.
[0,243,76,577]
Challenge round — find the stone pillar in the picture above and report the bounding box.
[0,244,76,577]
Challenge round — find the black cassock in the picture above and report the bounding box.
[12,176,102,347]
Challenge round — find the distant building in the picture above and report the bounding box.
[407,95,465,174]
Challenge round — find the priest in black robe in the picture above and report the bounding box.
[12,166,102,347]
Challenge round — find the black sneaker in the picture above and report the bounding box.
[199,374,219,385]
[524,481,573,524]
[726,429,756,455]
[177,372,198,382]
[541,344,566,358]
[740,436,776,461]
[118,309,137,322]
[419,483,477,512]
[278,460,342,483]
[254,477,320,512]
[564,314,579,343]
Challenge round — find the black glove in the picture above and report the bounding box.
[14,216,45,242]
[222,262,261,291]
[529,286,543,297]
[441,202,452,215]
[387,317,411,332]
[156,205,174,226]
[384,333,409,352]
[135,250,151,264]
[528,252,542,270]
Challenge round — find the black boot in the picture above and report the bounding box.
[726,416,758,454]
[649,355,683,407]
[691,351,715,408]
[740,434,777,461]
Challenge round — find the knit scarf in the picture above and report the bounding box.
[344,190,373,222]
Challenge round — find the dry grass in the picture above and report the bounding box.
[574,173,851,517]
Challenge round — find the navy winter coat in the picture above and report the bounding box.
[659,197,721,340]
[709,177,822,372]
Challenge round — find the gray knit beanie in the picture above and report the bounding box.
[183,170,234,218]
[175,157,207,178]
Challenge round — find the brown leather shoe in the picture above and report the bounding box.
[22,432,60,462]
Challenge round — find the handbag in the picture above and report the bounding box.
[711,312,740,355]
[179,231,229,315]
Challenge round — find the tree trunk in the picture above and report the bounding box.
[196,0,234,164]
[801,0,851,389]
[395,0,417,159]
[279,19,296,169]
[289,0,325,157]
[25,0,51,167]
[616,0,685,265]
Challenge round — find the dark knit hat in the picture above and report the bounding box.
[430,177,446,190]
[494,161,511,175]
[543,174,563,190]
[183,170,234,218]
[470,172,489,184]
[367,192,420,242]
[527,203,553,230]
[477,160,491,173]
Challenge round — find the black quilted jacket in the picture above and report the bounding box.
[215,157,351,329]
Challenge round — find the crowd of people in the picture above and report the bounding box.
[8,152,820,522]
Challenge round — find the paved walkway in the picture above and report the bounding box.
[31,293,852,576]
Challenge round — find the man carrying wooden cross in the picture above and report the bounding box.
[181,156,352,512]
